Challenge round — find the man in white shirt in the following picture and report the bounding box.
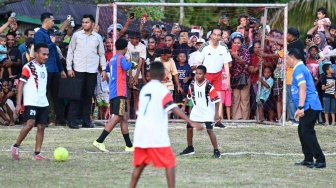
[196,28,232,127]
[67,14,107,129]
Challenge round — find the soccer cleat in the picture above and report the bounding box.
[213,150,221,159]
[11,146,20,160]
[179,147,195,156]
[125,146,134,152]
[93,140,109,152]
[32,154,50,161]
[214,122,227,128]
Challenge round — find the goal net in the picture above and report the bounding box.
[95,2,288,126]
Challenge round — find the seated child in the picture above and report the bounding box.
[315,7,331,32]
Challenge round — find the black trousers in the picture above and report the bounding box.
[298,108,325,163]
[68,72,97,123]
[47,72,65,122]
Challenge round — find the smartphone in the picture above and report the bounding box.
[221,12,226,19]
[70,20,75,27]
[231,44,237,53]
[129,13,135,19]
[141,14,148,24]
[306,34,313,40]
[173,23,180,30]
[11,12,16,17]
[67,15,71,21]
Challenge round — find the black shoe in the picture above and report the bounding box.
[214,122,226,128]
[76,119,83,126]
[308,162,326,169]
[56,119,68,126]
[213,150,221,159]
[82,121,94,128]
[180,147,195,156]
[68,121,79,129]
[294,161,313,166]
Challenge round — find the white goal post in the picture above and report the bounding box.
[95,2,289,126]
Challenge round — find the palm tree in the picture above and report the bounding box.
[271,0,336,36]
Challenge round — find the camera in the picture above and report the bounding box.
[248,17,257,28]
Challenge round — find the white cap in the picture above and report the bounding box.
[107,23,123,33]
[196,38,205,43]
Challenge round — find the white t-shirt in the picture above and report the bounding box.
[134,80,177,148]
[188,51,199,73]
[125,41,146,79]
[188,79,220,122]
[196,41,232,73]
[20,61,49,107]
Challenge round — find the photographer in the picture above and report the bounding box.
[0,80,17,126]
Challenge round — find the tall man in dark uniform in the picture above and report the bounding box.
[287,48,326,168]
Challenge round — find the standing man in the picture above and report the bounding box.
[34,12,67,126]
[67,14,106,129]
[196,28,232,127]
[287,48,326,169]
[11,43,50,161]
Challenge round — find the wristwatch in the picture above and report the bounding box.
[298,106,304,110]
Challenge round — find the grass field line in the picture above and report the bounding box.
[2,148,336,156]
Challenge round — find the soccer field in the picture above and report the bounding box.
[0,123,335,188]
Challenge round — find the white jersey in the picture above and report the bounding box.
[196,41,232,73]
[20,61,48,107]
[134,80,177,148]
[188,79,220,122]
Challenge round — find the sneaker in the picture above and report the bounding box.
[214,122,226,128]
[213,150,221,159]
[125,146,134,152]
[11,146,20,160]
[179,147,195,156]
[32,154,50,161]
[93,140,109,152]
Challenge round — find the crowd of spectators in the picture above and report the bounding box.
[1,6,336,127]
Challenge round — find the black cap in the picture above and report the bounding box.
[288,28,300,38]
[25,37,34,46]
[128,31,141,39]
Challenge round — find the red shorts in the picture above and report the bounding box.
[205,72,222,91]
[133,147,176,168]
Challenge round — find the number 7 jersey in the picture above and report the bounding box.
[134,80,177,148]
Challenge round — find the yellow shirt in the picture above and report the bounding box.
[154,57,178,90]
[286,67,293,85]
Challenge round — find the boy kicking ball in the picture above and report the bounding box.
[11,43,50,161]
[180,65,222,158]
[129,61,203,188]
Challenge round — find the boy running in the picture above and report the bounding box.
[180,65,222,158]
[93,38,135,152]
[130,61,203,188]
[11,43,50,161]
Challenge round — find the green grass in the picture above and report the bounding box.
[0,124,335,188]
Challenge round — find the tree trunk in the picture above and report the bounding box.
[179,0,184,24]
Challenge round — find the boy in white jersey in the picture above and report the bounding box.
[130,61,203,188]
[180,65,222,158]
[11,43,50,161]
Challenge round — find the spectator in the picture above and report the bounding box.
[230,32,251,120]
[174,51,191,106]
[34,12,67,126]
[0,35,10,79]
[2,33,21,80]
[152,24,165,48]
[173,30,195,62]
[67,14,106,129]
[154,47,183,94]
[321,64,336,125]
[188,38,204,73]
[0,80,17,126]
[104,38,113,62]
[257,67,274,122]
[315,7,331,33]
[145,36,159,71]
[21,37,34,66]
[125,31,146,119]
[0,16,15,34]
[196,28,231,126]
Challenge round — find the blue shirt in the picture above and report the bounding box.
[34,28,63,73]
[0,45,7,61]
[291,61,322,111]
[175,62,191,93]
[257,77,274,101]
[106,54,132,99]
[18,43,27,55]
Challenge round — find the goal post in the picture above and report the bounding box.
[95,2,289,126]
